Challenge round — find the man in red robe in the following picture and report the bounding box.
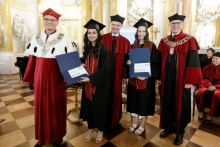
[158,13,202,145]
[23,8,76,147]
[197,52,220,123]
[102,14,131,129]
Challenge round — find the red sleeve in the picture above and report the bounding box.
[22,55,36,83]
[123,39,131,78]
[202,79,213,88]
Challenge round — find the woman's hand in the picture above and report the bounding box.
[81,77,90,82]
[184,84,193,89]
[208,86,216,91]
[156,80,161,85]
[137,76,147,80]
[80,63,86,67]
[127,60,131,65]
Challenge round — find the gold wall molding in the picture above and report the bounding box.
[81,0,91,50]
[10,0,37,8]
[38,0,44,33]
[92,0,103,33]
[165,0,178,36]
[0,0,13,52]
[215,18,220,46]
[182,0,196,35]
[108,0,119,32]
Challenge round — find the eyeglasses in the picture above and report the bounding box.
[170,22,182,25]
[43,18,57,22]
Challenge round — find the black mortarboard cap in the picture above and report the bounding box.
[84,19,105,31]
[168,13,186,22]
[133,18,153,28]
[110,14,125,24]
[207,48,215,53]
[213,52,220,57]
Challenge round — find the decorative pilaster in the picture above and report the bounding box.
[215,17,220,46]
[92,0,103,33]
[38,0,44,33]
[182,0,196,35]
[81,0,91,49]
[0,0,13,52]
[165,0,178,36]
[108,0,119,32]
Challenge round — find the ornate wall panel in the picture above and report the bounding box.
[81,0,91,49]
[0,0,13,52]
[108,0,119,32]
[58,20,79,45]
[38,0,44,33]
[215,18,220,46]
[165,0,178,36]
[182,0,196,35]
[92,0,103,33]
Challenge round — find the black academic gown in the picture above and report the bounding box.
[80,44,111,128]
[126,43,159,116]
[200,56,212,71]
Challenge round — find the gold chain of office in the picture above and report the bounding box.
[163,34,192,48]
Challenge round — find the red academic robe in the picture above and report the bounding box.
[158,30,202,134]
[197,63,220,116]
[22,30,75,145]
[102,33,131,127]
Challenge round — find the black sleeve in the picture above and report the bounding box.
[80,57,85,64]
[89,44,112,87]
[150,43,160,79]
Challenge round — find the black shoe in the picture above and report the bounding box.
[198,117,204,122]
[115,123,122,130]
[206,118,212,124]
[174,134,183,145]
[159,129,170,138]
[34,142,43,147]
[53,139,63,147]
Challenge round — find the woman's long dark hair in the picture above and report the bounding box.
[83,29,102,59]
[133,26,150,47]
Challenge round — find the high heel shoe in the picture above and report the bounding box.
[84,129,94,142]
[134,126,145,135]
[95,131,103,144]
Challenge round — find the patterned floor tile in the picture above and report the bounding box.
[146,114,160,128]
[185,141,202,147]
[184,126,197,140]
[21,125,35,140]
[101,141,117,147]
[110,130,148,147]
[14,141,31,147]
[4,98,26,106]
[0,130,27,147]
[0,113,14,124]
[140,123,161,141]
[0,121,20,135]
[11,107,35,119]
[143,141,160,147]
[198,121,220,137]
[190,130,220,147]
[103,127,126,141]
[15,114,34,129]
[7,102,32,112]
[1,94,22,102]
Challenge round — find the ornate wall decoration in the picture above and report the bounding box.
[38,0,44,33]
[60,0,81,6]
[58,20,79,45]
[0,0,13,52]
[182,0,196,35]
[215,18,220,46]
[108,0,119,32]
[165,0,178,36]
[92,0,103,33]
[81,0,90,50]
[13,15,33,52]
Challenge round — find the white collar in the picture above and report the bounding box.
[112,32,119,37]
[171,32,181,37]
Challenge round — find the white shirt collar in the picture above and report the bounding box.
[112,32,119,37]
[171,32,181,37]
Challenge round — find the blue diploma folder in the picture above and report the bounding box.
[56,52,89,85]
[129,48,151,78]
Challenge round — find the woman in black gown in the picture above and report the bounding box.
[126,18,159,135]
[80,19,111,143]
[200,48,215,71]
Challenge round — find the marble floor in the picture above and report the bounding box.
[0,74,220,147]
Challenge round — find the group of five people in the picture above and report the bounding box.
[23,8,220,147]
